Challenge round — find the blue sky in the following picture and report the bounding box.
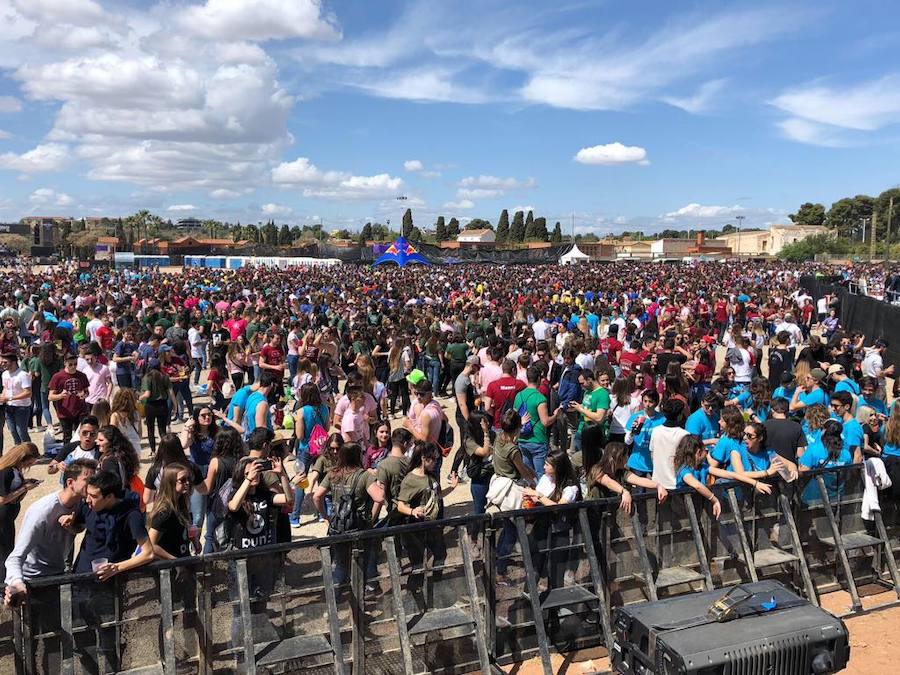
[0,0,898,235]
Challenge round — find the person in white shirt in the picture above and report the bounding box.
[861,339,893,402]
[85,309,104,345]
[774,313,803,347]
[650,399,690,489]
[575,341,595,372]
[531,313,551,342]
[187,323,206,386]
[1,352,32,446]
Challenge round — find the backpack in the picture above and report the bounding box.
[307,407,329,458]
[211,478,236,550]
[516,391,535,437]
[426,400,454,457]
[327,470,370,536]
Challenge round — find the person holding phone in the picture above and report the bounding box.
[0,442,41,580]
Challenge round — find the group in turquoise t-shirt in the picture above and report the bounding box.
[675,464,709,489]
[227,384,254,422]
[685,408,718,441]
[798,387,828,409]
[710,435,744,471]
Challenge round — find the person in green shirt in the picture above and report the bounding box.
[72,307,89,345]
[571,369,611,469]
[513,365,562,480]
[443,334,469,397]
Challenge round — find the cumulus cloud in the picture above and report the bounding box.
[178,0,340,42]
[457,188,502,200]
[210,188,245,199]
[403,159,423,171]
[662,203,743,220]
[443,199,474,210]
[574,142,649,166]
[29,187,72,207]
[167,204,195,212]
[0,143,69,173]
[459,175,536,190]
[271,157,403,200]
[0,96,22,113]
[262,202,292,215]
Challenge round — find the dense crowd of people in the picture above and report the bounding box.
[0,257,896,671]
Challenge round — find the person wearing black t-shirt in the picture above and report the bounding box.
[148,463,196,558]
[767,331,794,390]
[764,398,806,464]
[61,470,153,675]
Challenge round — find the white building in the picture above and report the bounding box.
[712,224,828,256]
[457,229,496,244]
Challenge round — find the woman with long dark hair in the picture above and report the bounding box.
[143,433,206,510]
[140,365,175,454]
[0,443,41,580]
[201,428,244,553]
[290,382,330,527]
[147,463,196,558]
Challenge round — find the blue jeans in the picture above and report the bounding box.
[470,479,490,515]
[424,356,441,395]
[518,441,548,480]
[5,406,31,445]
[287,354,300,384]
[190,465,209,529]
[174,381,193,419]
[40,390,52,425]
[496,520,518,576]
[193,353,206,385]
[203,508,221,554]
[116,372,134,390]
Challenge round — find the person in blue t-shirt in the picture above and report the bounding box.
[709,406,746,471]
[685,392,720,446]
[829,365,860,397]
[226,382,255,428]
[859,376,888,416]
[790,370,829,416]
[242,371,277,439]
[625,389,664,474]
[829,390,864,463]
[799,419,852,504]
[732,422,794,484]
[673,434,721,518]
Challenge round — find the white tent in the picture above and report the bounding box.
[559,244,590,265]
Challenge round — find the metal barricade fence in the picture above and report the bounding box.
[2,466,899,675]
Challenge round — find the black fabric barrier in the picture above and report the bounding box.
[800,275,900,366]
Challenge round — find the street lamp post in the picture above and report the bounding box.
[735,215,745,257]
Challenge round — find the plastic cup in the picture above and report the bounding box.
[91,558,108,573]
[188,525,200,541]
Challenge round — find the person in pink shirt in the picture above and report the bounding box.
[78,344,113,406]
[478,345,505,397]
[223,312,248,341]
[340,388,370,444]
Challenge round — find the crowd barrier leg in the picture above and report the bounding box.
[815,476,863,611]
[514,516,554,675]
[350,546,365,675]
[630,509,658,601]
[484,521,499,661]
[59,583,73,675]
[577,508,615,649]
[235,558,258,675]
[319,546,348,675]
[385,537,415,675]
[779,493,818,605]
[684,496,714,592]
[159,569,176,675]
[726,489,759,583]
[197,566,213,675]
[458,525,495,675]
[872,510,900,598]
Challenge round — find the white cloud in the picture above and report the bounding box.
[272,156,403,200]
[210,188,245,199]
[421,170,441,178]
[29,187,72,207]
[0,96,22,113]
[0,143,69,173]
[771,74,900,145]
[663,79,727,114]
[178,0,339,42]
[662,203,744,220]
[443,199,474,210]
[457,188,502,200]
[574,142,649,166]
[167,204,196,212]
[510,205,535,214]
[459,175,536,190]
[262,202,292,215]
[403,159,423,172]
[352,68,488,104]
[0,130,9,140]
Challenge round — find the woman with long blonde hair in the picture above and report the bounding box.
[0,443,41,579]
[110,388,143,455]
[355,354,388,419]
[147,463,195,558]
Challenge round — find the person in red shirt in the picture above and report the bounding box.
[223,311,248,342]
[47,354,90,443]
[259,331,286,402]
[600,325,623,366]
[618,338,648,377]
[483,358,526,429]
[714,297,729,340]
[95,316,115,353]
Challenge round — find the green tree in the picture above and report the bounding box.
[875,188,900,241]
[464,218,492,230]
[246,224,260,244]
[524,210,536,239]
[550,221,563,243]
[826,195,874,240]
[332,228,352,240]
[509,211,525,242]
[232,225,244,242]
[261,221,278,245]
[402,208,414,238]
[290,226,301,242]
[361,222,373,241]
[435,216,447,241]
[789,202,826,227]
[777,234,850,262]
[408,226,423,241]
[496,209,510,242]
[533,216,548,242]
[447,217,461,238]
[0,234,31,255]
[278,223,292,245]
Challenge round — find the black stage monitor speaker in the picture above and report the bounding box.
[611,580,849,675]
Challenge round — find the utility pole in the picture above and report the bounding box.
[870,212,877,261]
[571,211,575,242]
[735,215,745,257]
[887,196,894,262]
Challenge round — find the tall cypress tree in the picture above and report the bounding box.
[534,216,548,242]
[496,209,510,242]
[524,210,536,239]
[402,208,414,238]
[435,216,447,241]
[550,221,563,243]
[447,217,461,238]
[510,210,525,242]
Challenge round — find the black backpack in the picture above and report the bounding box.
[327,470,370,536]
